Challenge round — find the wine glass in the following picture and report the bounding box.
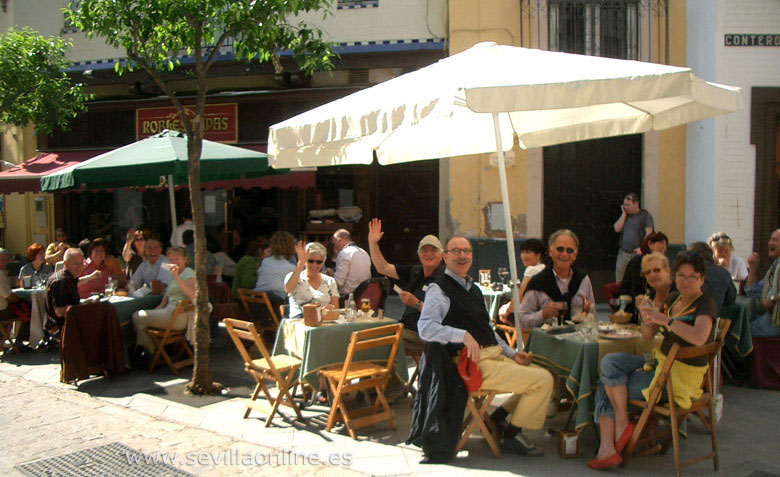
[497,267,509,286]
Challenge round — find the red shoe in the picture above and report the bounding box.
[614,421,636,454]
[587,452,623,469]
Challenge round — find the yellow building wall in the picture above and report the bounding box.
[446,0,533,238]
[1,124,56,255]
[655,0,688,244]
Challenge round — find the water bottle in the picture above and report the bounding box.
[346,293,356,321]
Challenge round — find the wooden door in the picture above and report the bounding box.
[374,160,439,265]
[543,134,643,300]
[752,91,780,276]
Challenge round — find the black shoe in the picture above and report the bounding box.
[490,416,509,439]
[500,433,544,456]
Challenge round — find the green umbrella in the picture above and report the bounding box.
[41,130,277,224]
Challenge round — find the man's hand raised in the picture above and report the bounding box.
[368,218,384,244]
[462,331,480,362]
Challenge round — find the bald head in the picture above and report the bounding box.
[332,229,352,254]
[63,248,85,276]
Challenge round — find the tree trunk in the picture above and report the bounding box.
[183,123,220,395]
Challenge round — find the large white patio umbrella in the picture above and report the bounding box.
[268,42,742,347]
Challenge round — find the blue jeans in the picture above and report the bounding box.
[750,312,780,337]
[594,352,656,423]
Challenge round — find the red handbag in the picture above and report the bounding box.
[457,347,482,392]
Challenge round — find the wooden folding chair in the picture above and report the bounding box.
[223,318,303,426]
[320,323,403,439]
[495,323,517,348]
[0,315,22,354]
[146,300,195,374]
[237,289,280,337]
[623,319,731,477]
[455,390,502,458]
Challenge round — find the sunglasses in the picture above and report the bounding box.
[307,259,323,264]
[641,267,663,276]
[555,246,576,254]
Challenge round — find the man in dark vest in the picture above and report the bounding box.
[517,229,595,328]
[418,235,554,456]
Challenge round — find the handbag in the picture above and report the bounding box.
[457,347,482,392]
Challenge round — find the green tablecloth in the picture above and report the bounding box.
[271,317,409,388]
[527,328,659,430]
[721,296,757,357]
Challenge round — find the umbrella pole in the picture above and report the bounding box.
[168,174,178,229]
[491,113,524,351]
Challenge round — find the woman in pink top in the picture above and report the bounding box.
[79,238,120,298]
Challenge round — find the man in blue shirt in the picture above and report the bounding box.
[418,235,554,456]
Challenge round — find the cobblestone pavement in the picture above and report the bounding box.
[0,372,362,476]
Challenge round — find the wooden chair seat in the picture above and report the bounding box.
[146,301,195,374]
[249,354,301,373]
[623,318,731,477]
[224,318,303,427]
[323,323,403,439]
[455,389,502,458]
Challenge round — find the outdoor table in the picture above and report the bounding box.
[271,316,409,389]
[527,327,661,431]
[12,288,162,352]
[477,284,510,321]
[721,296,756,358]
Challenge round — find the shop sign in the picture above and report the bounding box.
[136,103,238,142]
[724,34,780,47]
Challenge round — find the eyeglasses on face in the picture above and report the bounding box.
[554,246,576,254]
[641,267,664,277]
[307,259,323,264]
[676,273,701,282]
[446,248,473,256]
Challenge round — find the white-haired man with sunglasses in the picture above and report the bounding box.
[516,229,595,329]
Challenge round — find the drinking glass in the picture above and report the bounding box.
[497,267,509,285]
[360,298,371,313]
[557,302,568,326]
[479,269,491,288]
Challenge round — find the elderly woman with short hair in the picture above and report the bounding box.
[284,241,338,318]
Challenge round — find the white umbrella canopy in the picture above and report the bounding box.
[268,42,741,348]
[268,42,741,167]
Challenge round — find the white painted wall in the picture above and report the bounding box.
[3,1,447,64]
[686,0,780,258]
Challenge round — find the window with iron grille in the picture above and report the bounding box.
[548,0,639,60]
[337,0,379,9]
[63,0,83,33]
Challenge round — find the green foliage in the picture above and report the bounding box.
[0,27,90,134]
[67,0,336,77]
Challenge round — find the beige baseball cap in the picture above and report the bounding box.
[418,235,443,252]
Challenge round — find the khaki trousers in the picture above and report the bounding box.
[132,305,191,353]
[477,346,554,430]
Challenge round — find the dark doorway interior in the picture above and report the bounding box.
[751,87,780,277]
[543,134,643,302]
[372,160,440,265]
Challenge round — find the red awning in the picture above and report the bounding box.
[0,151,107,194]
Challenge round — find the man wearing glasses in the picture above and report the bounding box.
[613,193,654,282]
[418,235,554,456]
[516,229,595,328]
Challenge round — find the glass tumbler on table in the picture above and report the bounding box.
[360,298,371,313]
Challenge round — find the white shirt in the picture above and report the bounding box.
[516,269,595,328]
[334,243,371,295]
[170,219,194,248]
[727,255,749,282]
[524,263,546,278]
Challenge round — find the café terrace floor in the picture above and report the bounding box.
[1,297,779,477]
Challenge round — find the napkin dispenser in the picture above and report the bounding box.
[302,304,321,327]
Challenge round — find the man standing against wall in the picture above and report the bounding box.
[613,193,654,282]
